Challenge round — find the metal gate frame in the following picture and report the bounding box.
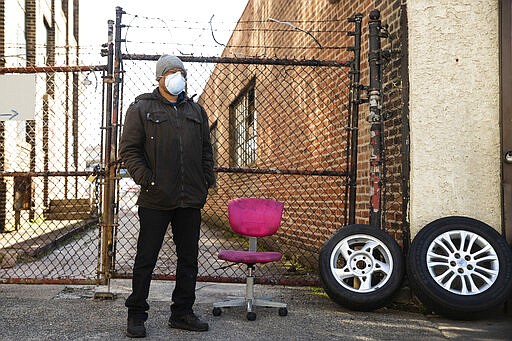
[96,8,364,286]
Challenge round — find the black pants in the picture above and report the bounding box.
[125,206,201,320]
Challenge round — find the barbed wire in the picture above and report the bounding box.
[1,13,354,62]
[123,40,348,50]
[123,12,346,25]
[126,24,350,34]
[118,13,358,56]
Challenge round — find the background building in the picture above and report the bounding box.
[0,0,85,230]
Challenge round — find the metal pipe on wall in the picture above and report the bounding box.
[347,13,363,225]
[368,9,384,229]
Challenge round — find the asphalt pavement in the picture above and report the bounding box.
[0,279,510,340]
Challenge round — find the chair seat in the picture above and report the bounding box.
[218,250,282,264]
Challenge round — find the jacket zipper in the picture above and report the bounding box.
[175,104,185,206]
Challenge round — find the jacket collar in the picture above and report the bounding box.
[153,88,189,105]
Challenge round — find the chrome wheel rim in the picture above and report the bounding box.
[329,234,394,293]
[426,230,499,295]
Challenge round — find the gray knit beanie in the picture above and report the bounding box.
[155,55,186,80]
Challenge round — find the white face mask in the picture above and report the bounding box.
[164,72,186,96]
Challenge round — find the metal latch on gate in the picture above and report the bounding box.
[87,164,102,183]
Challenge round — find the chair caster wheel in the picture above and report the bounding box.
[212,307,222,316]
[246,312,256,321]
[278,307,288,316]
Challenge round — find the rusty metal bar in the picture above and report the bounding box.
[114,161,346,177]
[215,166,347,177]
[121,54,351,68]
[0,65,106,73]
[0,171,92,177]
[108,6,125,281]
[99,17,116,285]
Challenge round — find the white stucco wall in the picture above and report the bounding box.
[407,0,501,236]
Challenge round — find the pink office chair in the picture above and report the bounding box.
[212,197,288,321]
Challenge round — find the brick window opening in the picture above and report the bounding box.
[230,79,257,167]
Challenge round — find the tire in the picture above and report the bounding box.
[319,224,404,311]
[407,216,512,320]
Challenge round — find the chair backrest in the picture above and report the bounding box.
[228,198,284,237]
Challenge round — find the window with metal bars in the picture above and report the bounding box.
[229,79,257,167]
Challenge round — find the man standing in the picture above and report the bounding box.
[120,55,215,338]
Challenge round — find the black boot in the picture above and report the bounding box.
[168,313,209,332]
[126,317,146,338]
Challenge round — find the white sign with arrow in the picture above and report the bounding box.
[0,74,36,121]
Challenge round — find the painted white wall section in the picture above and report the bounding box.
[407,1,501,236]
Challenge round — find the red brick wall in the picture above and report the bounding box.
[200,0,407,268]
[25,0,37,65]
[375,0,409,247]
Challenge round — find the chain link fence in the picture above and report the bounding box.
[0,7,409,285]
[112,57,352,284]
[0,65,105,282]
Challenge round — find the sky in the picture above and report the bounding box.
[79,1,249,61]
[77,1,250,144]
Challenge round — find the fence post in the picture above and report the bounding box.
[347,13,363,225]
[96,6,124,295]
[110,6,125,271]
[368,9,383,228]
[98,17,115,287]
